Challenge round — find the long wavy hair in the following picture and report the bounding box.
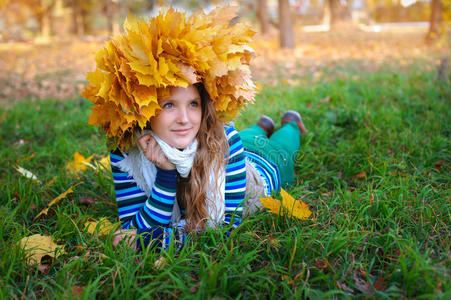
[176,82,229,232]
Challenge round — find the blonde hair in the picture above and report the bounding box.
[176,83,229,232]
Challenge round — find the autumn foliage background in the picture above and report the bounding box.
[0,1,450,298]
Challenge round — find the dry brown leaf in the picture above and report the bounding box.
[19,234,65,265]
[35,182,83,219]
[353,272,374,296]
[71,285,84,297]
[353,171,367,180]
[38,263,51,274]
[80,196,96,206]
[84,217,117,237]
[260,188,312,220]
[373,275,386,291]
[434,159,445,168]
[66,152,95,175]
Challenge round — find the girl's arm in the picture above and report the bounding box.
[223,126,247,229]
[110,149,183,251]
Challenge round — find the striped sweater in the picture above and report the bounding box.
[110,126,246,251]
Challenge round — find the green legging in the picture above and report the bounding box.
[239,121,301,187]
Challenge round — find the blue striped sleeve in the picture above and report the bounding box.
[110,149,184,252]
[224,126,246,229]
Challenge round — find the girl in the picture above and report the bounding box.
[82,8,306,251]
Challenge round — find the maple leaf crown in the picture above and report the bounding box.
[82,7,256,150]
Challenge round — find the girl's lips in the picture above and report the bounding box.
[171,128,192,135]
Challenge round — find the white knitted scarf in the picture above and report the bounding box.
[116,130,225,227]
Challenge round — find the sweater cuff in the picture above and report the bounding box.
[136,227,164,252]
[155,167,178,190]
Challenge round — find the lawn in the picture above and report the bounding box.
[0,59,449,298]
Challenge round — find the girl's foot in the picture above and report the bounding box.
[281,110,308,135]
[257,115,275,137]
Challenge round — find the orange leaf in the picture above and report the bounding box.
[66,152,94,175]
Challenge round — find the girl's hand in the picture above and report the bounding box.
[113,229,137,249]
[138,135,176,170]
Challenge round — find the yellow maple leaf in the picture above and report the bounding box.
[35,182,83,219]
[259,196,282,215]
[280,188,312,219]
[259,188,312,220]
[96,156,111,172]
[66,152,95,175]
[19,234,66,265]
[84,217,117,237]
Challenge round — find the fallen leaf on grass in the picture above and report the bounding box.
[96,155,111,172]
[336,281,354,294]
[38,263,51,274]
[84,217,117,236]
[35,182,83,219]
[43,176,57,189]
[434,159,445,168]
[154,257,167,270]
[320,96,331,103]
[66,152,95,175]
[353,272,374,296]
[70,285,84,297]
[15,166,41,183]
[19,234,66,265]
[259,188,312,220]
[80,196,96,206]
[353,171,367,180]
[315,258,330,270]
[373,275,386,291]
[13,139,29,147]
[16,152,36,164]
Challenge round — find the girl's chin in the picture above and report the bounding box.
[167,137,195,149]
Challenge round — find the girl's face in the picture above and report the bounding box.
[150,85,202,149]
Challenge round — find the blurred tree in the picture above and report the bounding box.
[426,0,443,42]
[102,0,120,35]
[257,0,270,34]
[323,0,351,29]
[24,0,57,40]
[64,0,95,35]
[279,0,294,48]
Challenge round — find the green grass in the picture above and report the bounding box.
[0,61,450,299]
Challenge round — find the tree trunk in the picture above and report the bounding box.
[278,0,294,48]
[322,0,331,27]
[426,0,443,42]
[325,0,350,30]
[70,1,84,35]
[257,0,270,34]
[104,0,119,36]
[41,11,51,40]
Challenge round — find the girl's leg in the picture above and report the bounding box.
[239,125,270,150]
[269,121,301,155]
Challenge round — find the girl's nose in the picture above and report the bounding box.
[177,107,189,123]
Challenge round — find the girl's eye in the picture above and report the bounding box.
[163,103,173,109]
[190,101,199,107]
